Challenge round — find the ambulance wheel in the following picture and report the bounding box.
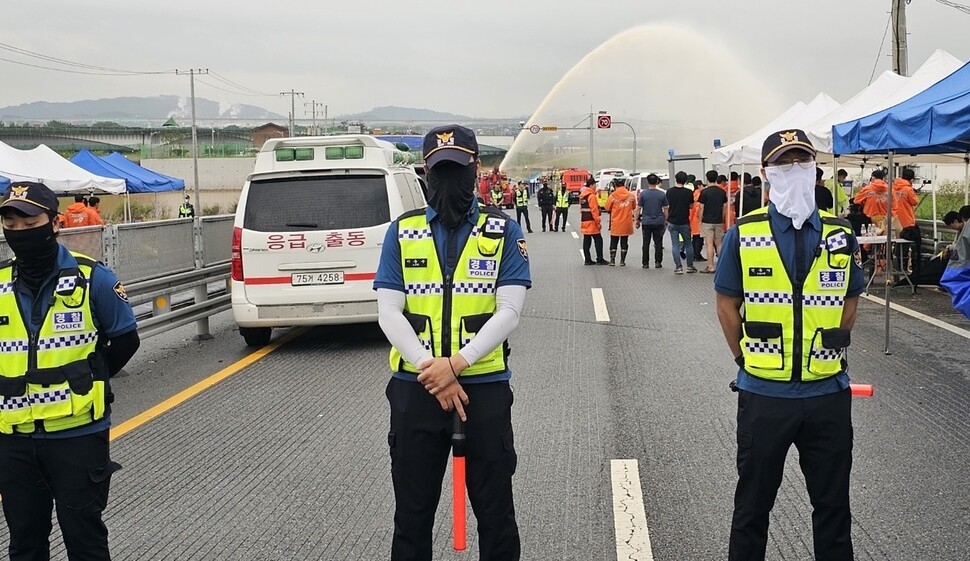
[240,327,272,347]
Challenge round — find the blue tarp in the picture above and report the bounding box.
[0,176,9,192]
[375,135,423,153]
[833,61,970,155]
[68,150,185,193]
[102,153,184,192]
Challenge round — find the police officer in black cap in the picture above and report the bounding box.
[374,125,530,560]
[0,181,139,560]
[715,132,864,561]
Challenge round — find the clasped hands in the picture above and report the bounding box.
[417,355,470,421]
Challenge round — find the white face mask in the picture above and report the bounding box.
[765,163,817,229]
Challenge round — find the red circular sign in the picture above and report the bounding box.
[597,115,612,129]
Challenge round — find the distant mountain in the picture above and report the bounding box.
[0,95,284,121]
[339,106,472,121]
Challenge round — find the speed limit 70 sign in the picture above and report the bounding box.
[529,124,541,134]
[597,115,612,129]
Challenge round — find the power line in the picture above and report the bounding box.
[868,12,892,85]
[208,71,274,96]
[935,0,970,15]
[195,77,271,97]
[0,41,171,74]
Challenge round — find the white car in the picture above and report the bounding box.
[230,135,425,346]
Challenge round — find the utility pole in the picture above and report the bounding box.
[588,110,595,173]
[304,100,326,136]
[280,90,304,136]
[891,0,909,76]
[176,68,208,216]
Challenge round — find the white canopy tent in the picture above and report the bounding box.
[0,141,126,194]
[711,93,841,166]
[806,49,964,161]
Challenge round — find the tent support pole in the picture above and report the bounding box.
[739,163,745,217]
[884,151,895,355]
[964,156,969,205]
[832,156,840,215]
[920,164,940,246]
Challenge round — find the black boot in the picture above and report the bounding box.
[620,249,627,266]
[609,249,616,266]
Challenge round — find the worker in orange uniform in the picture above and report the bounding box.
[605,176,636,266]
[893,168,922,277]
[853,169,892,231]
[85,196,106,226]
[690,179,706,262]
[63,195,95,228]
[580,177,608,265]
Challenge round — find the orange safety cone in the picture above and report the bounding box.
[850,383,874,397]
[452,412,467,551]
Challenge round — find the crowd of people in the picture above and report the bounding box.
[502,160,966,285]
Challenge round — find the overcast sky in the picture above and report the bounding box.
[2,0,968,126]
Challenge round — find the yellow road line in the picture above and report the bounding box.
[109,327,308,441]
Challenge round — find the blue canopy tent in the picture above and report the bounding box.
[833,60,970,342]
[69,150,185,222]
[101,153,185,193]
[69,150,185,193]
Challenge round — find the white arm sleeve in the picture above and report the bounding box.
[377,288,433,367]
[457,284,526,366]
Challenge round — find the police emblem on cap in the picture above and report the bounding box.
[436,132,455,147]
[9,185,28,199]
[779,131,799,144]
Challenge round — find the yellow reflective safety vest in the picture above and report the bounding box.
[0,252,107,434]
[389,209,509,377]
[490,189,503,205]
[515,190,528,207]
[556,190,570,208]
[737,208,854,382]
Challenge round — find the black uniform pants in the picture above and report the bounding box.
[554,207,568,230]
[515,206,531,231]
[387,379,519,561]
[729,389,853,561]
[0,430,119,561]
[539,205,554,230]
[641,224,665,266]
[692,234,705,260]
[583,233,604,262]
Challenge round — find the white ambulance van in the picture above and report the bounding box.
[231,135,426,346]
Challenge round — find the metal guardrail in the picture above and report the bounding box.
[916,218,959,255]
[0,215,236,340]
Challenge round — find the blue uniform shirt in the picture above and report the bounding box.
[374,203,531,383]
[13,245,137,438]
[715,204,864,398]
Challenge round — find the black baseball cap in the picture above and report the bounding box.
[761,129,817,166]
[0,181,59,217]
[422,124,478,169]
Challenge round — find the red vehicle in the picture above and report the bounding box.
[479,168,514,208]
[560,168,591,204]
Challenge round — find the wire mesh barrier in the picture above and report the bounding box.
[200,215,234,266]
[111,218,196,283]
[58,226,106,262]
[0,215,235,339]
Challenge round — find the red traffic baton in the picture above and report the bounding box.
[850,383,874,397]
[452,411,467,551]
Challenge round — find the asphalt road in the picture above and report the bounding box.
[2,208,968,560]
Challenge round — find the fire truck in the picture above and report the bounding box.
[479,167,514,208]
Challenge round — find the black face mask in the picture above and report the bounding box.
[427,163,477,229]
[4,221,59,292]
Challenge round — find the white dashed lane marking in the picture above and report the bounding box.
[592,288,610,322]
[611,459,655,561]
